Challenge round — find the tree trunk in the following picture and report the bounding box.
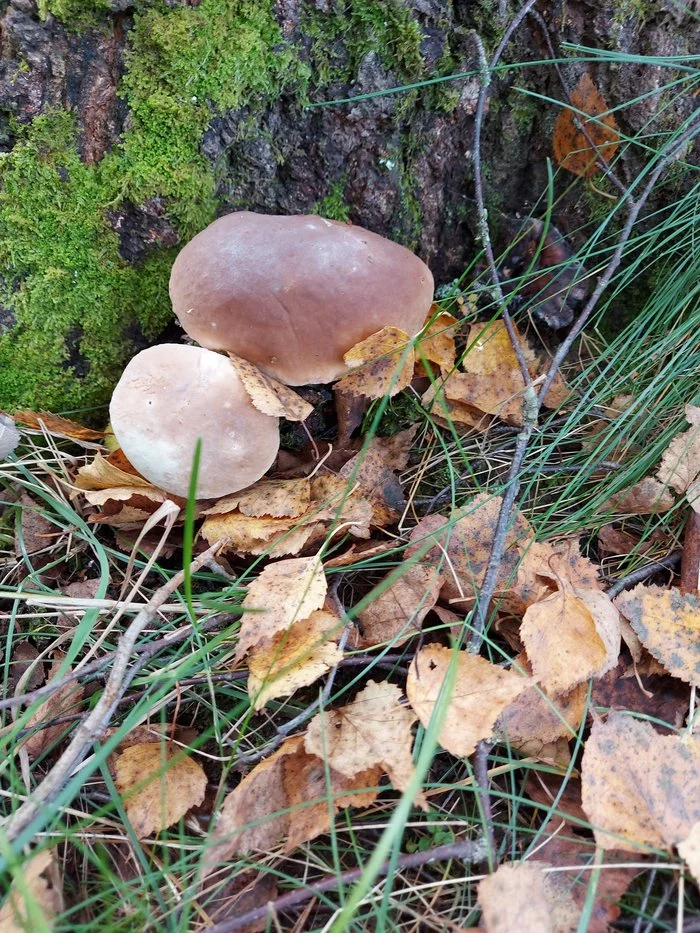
[0,0,697,411]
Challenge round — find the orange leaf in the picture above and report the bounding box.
[13,409,106,441]
[553,73,620,178]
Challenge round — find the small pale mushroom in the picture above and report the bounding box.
[169,212,434,386]
[109,344,280,499]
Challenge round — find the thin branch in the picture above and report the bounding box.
[605,552,681,600]
[204,839,487,933]
[1,542,224,848]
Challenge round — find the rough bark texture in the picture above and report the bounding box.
[0,0,697,411]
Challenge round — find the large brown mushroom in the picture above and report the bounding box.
[109,344,280,499]
[169,212,434,386]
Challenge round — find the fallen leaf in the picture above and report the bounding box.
[416,311,459,370]
[500,652,588,755]
[236,556,326,660]
[657,406,700,500]
[305,679,426,808]
[541,835,643,933]
[229,353,313,421]
[15,493,56,557]
[204,479,311,519]
[421,379,493,431]
[591,660,689,732]
[406,645,530,758]
[478,860,579,932]
[336,326,415,398]
[614,583,700,687]
[202,869,278,931]
[75,451,153,491]
[552,73,621,178]
[309,474,374,536]
[82,485,175,527]
[525,772,588,828]
[201,511,319,557]
[602,477,674,514]
[678,821,700,885]
[324,539,398,568]
[406,495,532,605]
[6,641,44,697]
[0,849,64,931]
[247,609,344,709]
[23,656,85,760]
[114,742,207,838]
[521,583,620,695]
[13,409,106,441]
[357,562,443,648]
[581,713,700,854]
[205,735,380,869]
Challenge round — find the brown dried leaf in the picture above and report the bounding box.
[247,609,344,710]
[603,477,674,514]
[581,713,700,853]
[23,656,85,760]
[6,641,44,697]
[201,511,318,557]
[0,849,64,931]
[82,486,174,527]
[406,495,532,605]
[406,644,530,758]
[614,583,700,687]
[500,652,588,753]
[657,406,700,497]
[357,563,443,648]
[592,660,689,732]
[14,409,106,441]
[552,73,621,178]
[324,539,398,569]
[479,861,579,933]
[336,326,415,398]
[114,742,207,839]
[421,380,493,431]
[76,451,153,491]
[309,474,374,536]
[205,735,380,868]
[521,584,620,695]
[229,353,312,421]
[15,493,56,557]
[236,556,326,659]
[305,679,425,807]
[204,479,311,519]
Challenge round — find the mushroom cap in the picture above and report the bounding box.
[109,344,279,499]
[169,212,435,385]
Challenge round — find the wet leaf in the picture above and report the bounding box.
[13,409,106,441]
[521,582,620,695]
[357,562,443,648]
[305,679,426,808]
[247,609,344,710]
[614,583,700,687]
[205,735,380,868]
[581,713,700,853]
[406,644,530,758]
[552,73,621,178]
[229,353,312,421]
[114,742,207,839]
[236,556,326,660]
[336,326,415,398]
[479,860,579,933]
[0,849,64,931]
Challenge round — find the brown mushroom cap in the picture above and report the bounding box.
[109,344,279,499]
[169,212,434,386]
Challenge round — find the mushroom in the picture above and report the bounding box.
[109,344,280,498]
[169,212,434,386]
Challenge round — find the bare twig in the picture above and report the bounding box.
[680,511,700,596]
[1,542,224,849]
[204,839,487,933]
[474,741,496,866]
[605,552,681,599]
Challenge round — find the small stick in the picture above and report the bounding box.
[606,552,681,600]
[680,511,700,596]
[203,839,487,933]
[1,542,224,849]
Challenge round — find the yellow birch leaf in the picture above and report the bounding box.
[247,609,344,710]
[305,679,426,809]
[357,563,443,648]
[203,478,311,518]
[0,850,64,932]
[406,645,530,758]
[581,713,700,852]
[416,311,459,370]
[336,326,415,398]
[614,583,700,687]
[236,556,326,659]
[678,821,700,887]
[229,353,313,421]
[114,742,207,839]
[479,861,579,933]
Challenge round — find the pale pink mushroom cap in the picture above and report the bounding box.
[169,212,435,386]
[110,344,279,499]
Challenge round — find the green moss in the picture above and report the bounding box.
[0,0,309,413]
[312,179,352,223]
[37,0,110,28]
[303,0,425,88]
